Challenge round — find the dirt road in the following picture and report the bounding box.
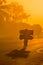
[0,39,43,65]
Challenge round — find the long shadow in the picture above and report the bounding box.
[6,49,30,59]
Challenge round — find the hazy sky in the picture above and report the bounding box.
[6,0,43,27]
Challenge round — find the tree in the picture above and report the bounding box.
[0,0,6,5]
[32,24,42,38]
[0,1,30,26]
[0,0,11,26]
[6,2,30,23]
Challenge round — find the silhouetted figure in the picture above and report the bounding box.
[20,29,33,50]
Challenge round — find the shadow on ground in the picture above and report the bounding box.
[6,49,30,59]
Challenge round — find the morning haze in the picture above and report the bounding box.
[6,0,43,27]
[0,0,43,65]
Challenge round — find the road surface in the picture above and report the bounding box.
[0,39,43,65]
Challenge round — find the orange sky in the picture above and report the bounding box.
[6,0,43,28]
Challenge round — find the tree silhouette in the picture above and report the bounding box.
[32,24,42,38]
[6,2,30,23]
[0,1,30,26]
[0,0,11,26]
[0,0,6,5]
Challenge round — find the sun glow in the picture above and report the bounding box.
[6,0,43,27]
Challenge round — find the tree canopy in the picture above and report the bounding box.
[6,2,30,23]
[0,1,30,25]
[32,24,42,38]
